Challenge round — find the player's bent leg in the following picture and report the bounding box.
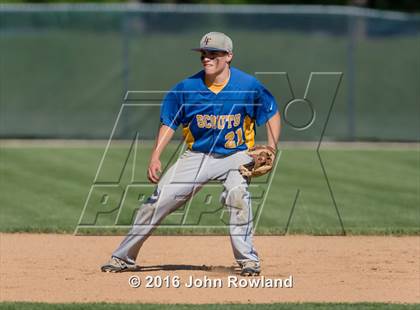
[110,189,163,265]
[213,151,260,275]
[222,182,260,276]
[101,151,209,271]
[111,183,196,265]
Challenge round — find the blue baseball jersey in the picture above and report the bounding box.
[160,67,278,156]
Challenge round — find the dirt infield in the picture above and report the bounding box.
[1,234,419,304]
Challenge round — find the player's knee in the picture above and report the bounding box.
[136,189,160,221]
[143,201,157,212]
[223,186,249,209]
[134,200,159,225]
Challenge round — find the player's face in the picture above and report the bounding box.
[200,50,232,75]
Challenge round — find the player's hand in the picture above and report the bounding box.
[148,158,162,184]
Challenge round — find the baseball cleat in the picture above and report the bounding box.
[239,260,261,276]
[100,257,139,273]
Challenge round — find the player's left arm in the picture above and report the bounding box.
[253,80,281,151]
[266,111,281,151]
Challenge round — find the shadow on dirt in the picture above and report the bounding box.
[135,264,237,274]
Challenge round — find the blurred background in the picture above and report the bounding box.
[1,0,420,11]
[1,0,419,141]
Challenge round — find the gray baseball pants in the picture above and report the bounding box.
[112,149,259,266]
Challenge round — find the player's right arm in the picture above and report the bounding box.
[151,83,183,183]
[148,125,175,184]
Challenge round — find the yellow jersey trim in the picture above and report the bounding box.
[205,74,230,94]
[182,125,195,150]
[243,116,255,149]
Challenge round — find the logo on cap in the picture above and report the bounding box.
[192,32,233,53]
[204,36,211,45]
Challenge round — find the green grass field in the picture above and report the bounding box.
[1,7,419,309]
[0,303,419,310]
[0,144,418,235]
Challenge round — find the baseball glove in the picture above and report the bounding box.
[239,145,276,178]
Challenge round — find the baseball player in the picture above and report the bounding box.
[101,32,281,276]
